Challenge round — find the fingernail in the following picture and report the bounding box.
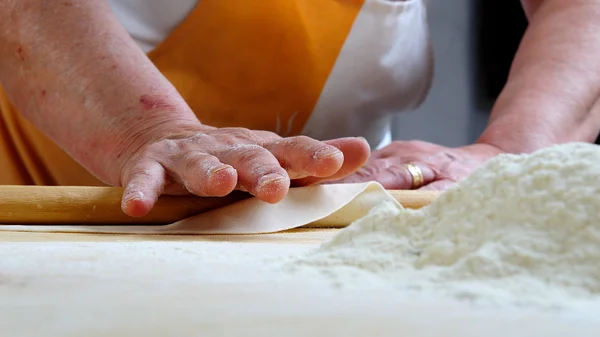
[313,148,343,160]
[257,173,287,188]
[208,165,234,176]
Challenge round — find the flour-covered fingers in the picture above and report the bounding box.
[158,151,237,197]
[121,159,166,217]
[291,137,370,186]
[217,144,290,203]
[263,136,344,180]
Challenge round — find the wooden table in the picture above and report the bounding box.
[1,229,598,337]
[0,228,338,243]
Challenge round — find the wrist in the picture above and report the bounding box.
[476,122,553,155]
[475,109,595,155]
[476,102,568,155]
[475,74,600,154]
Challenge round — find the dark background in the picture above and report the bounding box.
[474,1,528,109]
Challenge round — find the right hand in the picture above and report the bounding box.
[119,124,370,217]
[0,1,369,218]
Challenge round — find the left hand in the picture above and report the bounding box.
[334,140,504,191]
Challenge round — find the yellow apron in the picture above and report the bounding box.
[0,0,430,186]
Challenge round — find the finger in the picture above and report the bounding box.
[263,135,344,180]
[165,152,238,197]
[335,160,435,190]
[217,144,290,203]
[385,162,436,189]
[121,159,166,217]
[419,179,456,191]
[292,137,370,186]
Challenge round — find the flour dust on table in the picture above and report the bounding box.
[286,142,600,310]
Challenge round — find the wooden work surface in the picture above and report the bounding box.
[3,228,599,336]
[0,227,338,243]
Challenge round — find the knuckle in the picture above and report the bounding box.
[290,135,313,143]
[132,169,154,181]
[220,134,243,146]
[440,150,459,161]
[388,165,411,181]
[405,140,428,148]
[147,138,181,155]
[404,140,420,147]
[404,140,440,154]
[188,132,211,141]
[128,162,158,183]
[356,164,379,178]
[386,165,410,177]
[155,133,215,152]
[254,130,280,142]
[231,144,268,162]
[183,153,217,175]
[214,128,260,144]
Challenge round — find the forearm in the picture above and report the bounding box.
[0,0,200,183]
[477,0,600,153]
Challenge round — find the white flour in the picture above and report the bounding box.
[288,142,600,310]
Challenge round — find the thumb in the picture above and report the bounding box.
[121,159,166,217]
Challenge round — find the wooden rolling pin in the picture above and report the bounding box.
[0,185,439,225]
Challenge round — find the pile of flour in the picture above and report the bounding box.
[288,142,600,309]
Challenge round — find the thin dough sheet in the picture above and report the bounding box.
[0,182,400,235]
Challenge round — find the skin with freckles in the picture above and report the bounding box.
[0,0,370,217]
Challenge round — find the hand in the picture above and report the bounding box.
[335,140,503,191]
[119,124,370,217]
[0,1,369,218]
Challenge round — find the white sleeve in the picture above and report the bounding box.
[106,0,199,53]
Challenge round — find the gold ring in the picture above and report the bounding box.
[404,163,424,189]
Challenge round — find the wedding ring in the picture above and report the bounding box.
[404,163,424,189]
